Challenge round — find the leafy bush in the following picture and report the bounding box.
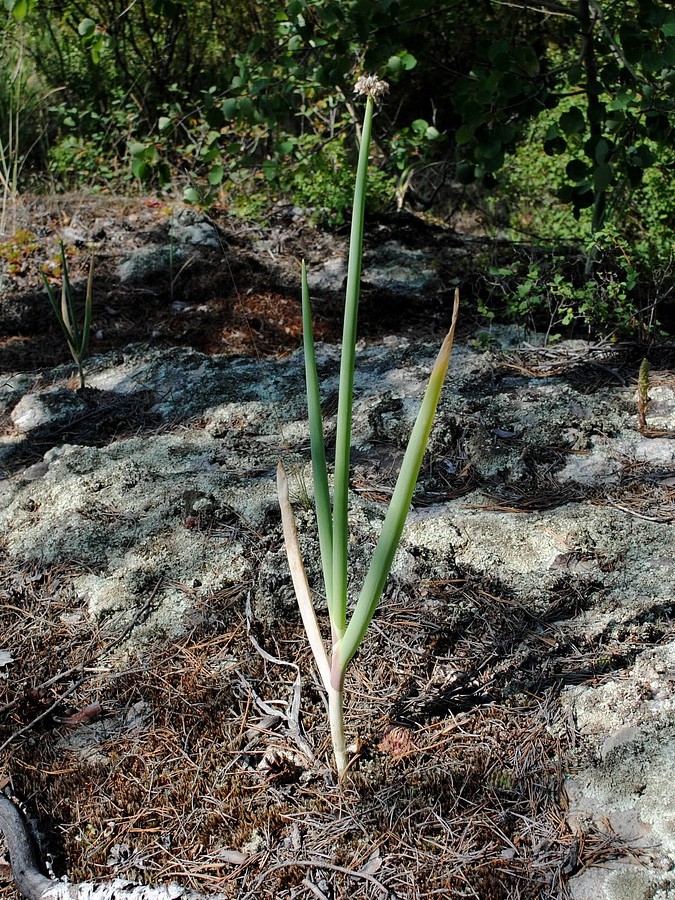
[1,0,674,336]
[278,134,396,224]
[478,242,655,339]
[47,91,145,186]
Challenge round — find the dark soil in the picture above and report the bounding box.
[0,195,466,376]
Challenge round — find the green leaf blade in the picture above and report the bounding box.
[80,254,95,359]
[59,245,81,351]
[332,94,375,635]
[339,291,460,670]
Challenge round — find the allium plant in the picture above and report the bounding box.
[277,75,460,780]
[42,242,94,390]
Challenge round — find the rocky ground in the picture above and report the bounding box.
[0,197,674,899]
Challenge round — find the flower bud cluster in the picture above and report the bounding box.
[354,75,389,101]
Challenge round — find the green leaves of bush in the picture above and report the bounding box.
[453,0,675,235]
[4,0,32,20]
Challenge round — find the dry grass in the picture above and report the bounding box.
[2,536,657,900]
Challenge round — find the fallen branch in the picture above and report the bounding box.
[0,796,220,900]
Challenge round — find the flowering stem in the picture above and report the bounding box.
[332,92,374,636]
[279,75,458,781]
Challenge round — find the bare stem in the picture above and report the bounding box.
[327,681,347,779]
[637,357,649,432]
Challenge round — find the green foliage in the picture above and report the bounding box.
[278,134,395,224]
[497,104,592,244]
[0,226,38,273]
[505,122,675,262]
[454,0,675,240]
[1,0,674,336]
[3,0,35,21]
[627,146,675,264]
[160,0,429,206]
[47,91,146,186]
[480,240,649,339]
[1,0,448,201]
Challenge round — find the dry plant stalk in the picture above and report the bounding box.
[637,357,649,432]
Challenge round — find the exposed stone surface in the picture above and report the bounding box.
[564,641,675,899]
[1,328,674,897]
[362,240,443,293]
[10,388,88,434]
[168,209,221,249]
[306,255,347,293]
[116,246,188,284]
[305,240,442,295]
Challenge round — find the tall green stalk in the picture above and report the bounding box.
[278,75,460,780]
[331,91,373,637]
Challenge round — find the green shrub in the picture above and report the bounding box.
[279,134,395,225]
[479,245,653,339]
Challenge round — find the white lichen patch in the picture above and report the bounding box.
[0,422,279,645]
[565,645,675,899]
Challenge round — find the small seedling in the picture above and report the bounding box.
[42,242,94,390]
[637,357,649,433]
[278,75,460,779]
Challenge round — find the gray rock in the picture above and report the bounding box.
[565,642,675,899]
[628,436,675,465]
[1,331,675,896]
[569,865,675,900]
[169,210,220,249]
[362,241,442,293]
[61,225,89,246]
[363,241,442,294]
[116,245,187,283]
[307,241,442,295]
[558,446,622,485]
[644,384,675,431]
[10,388,87,434]
[306,256,347,292]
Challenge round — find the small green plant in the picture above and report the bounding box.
[637,357,650,432]
[480,244,652,339]
[277,75,459,780]
[278,132,395,225]
[0,227,38,274]
[42,243,94,390]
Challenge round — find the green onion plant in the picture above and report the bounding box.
[277,75,460,780]
[42,242,94,390]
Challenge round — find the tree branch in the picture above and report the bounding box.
[0,795,219,900]
[489,0,580,18]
